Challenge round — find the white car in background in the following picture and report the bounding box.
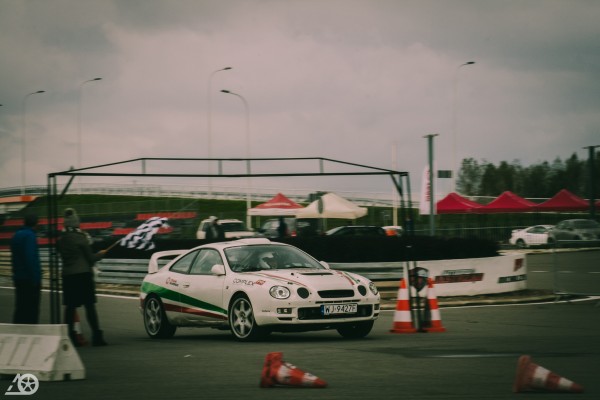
[140,238,380,341]
[196,218,256,240]
[509,225,554,248]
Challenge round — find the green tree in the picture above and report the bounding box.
[521,162,550,198]
[479,162,499,196]
[456,158,481,195]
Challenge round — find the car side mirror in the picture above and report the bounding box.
[319,261,331,269]
[211,264,226,276]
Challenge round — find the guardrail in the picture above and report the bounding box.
[0,251,403,286]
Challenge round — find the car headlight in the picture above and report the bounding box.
[269,286,291,299]
[369,282,378,295]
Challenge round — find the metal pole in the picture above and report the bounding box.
[78,78,102,168]
[584,145,599,219]
[452,61,475,192]
[207,67,231,195]
[21,91,45,195]
[424,134,439,235]
[221,89,252,228]
[48,174,61,323]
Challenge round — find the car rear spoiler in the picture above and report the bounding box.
[148,250,186,274]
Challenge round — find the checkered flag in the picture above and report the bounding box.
[119,217,168,251]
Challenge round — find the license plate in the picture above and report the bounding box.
[321,303,357,316]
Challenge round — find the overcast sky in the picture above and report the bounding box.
[1,0,599,199]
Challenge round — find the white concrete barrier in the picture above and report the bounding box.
[332,253,527,297]
[0,324,85,381]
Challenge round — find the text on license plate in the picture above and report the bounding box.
[321,303,357,315]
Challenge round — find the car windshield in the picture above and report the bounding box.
[224,244,324,272]
[221,222,249,232]
[573,220,600,229]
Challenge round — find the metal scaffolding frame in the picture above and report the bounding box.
[46,157,411,323]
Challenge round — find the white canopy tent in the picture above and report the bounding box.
[295,192,367,219]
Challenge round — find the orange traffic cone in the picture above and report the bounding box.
[513,355,583,393]
[423,278,446,333]
[72,309,88,346]
[260,352,327,388]
[390,279,417,334]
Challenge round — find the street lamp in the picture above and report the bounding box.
[452,61,475,193]
[207,67,232,193]
[221,89,252,228]
[78,78,102,168]
[21,90,45,195]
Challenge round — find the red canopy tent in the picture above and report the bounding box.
[535,189,588,212]
[480,191,536,213]
[436,192,483,214]
[247,193,304,216]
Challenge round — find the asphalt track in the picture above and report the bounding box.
[1,250,599,399]
[1,287,599,400]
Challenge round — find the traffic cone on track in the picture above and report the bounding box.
[423,278,446,333]
[70,309,88,347]
[260,352,327,388]
[390,279,417,334]
[513,355,583,393]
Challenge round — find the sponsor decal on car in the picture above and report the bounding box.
[166,277,179,287]
[233,278,258,286]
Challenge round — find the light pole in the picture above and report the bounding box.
[221,89,251,228]
[584,145,600,219]
[78,78,102,168]
[21,90,45,195]
[452,61,475,193]
[207,67,232,193]
[424,133,439,236]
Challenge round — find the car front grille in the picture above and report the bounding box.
[297,305,373,320]
[318,290,355,298]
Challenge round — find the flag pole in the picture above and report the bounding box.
[104,240,121,253]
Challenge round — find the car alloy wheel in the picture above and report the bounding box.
[228,295,267,341]
[144,296,176,339]
[516,239,527,249]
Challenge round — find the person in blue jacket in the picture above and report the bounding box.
[10,213,42,324]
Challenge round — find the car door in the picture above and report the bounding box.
[178,248,228,325]
[526,226,547,245]
[161,250,199,323]
[554,221,572,241]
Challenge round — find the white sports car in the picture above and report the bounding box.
[140,238,380,341]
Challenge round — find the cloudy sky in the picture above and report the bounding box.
[1,0,599,200]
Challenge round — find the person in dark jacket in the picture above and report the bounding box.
[276,217,288,238]
[57,208,107,346]
[10,213,42,324]
[204,216,225,240]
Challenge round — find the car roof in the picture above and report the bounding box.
[190,238,283,251]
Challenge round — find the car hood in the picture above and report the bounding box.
[246,268,365,290]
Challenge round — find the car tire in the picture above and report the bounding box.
[515,239,527,249]
[336,320,374,339]
[143,295,176,339]
[228,295,268,341]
